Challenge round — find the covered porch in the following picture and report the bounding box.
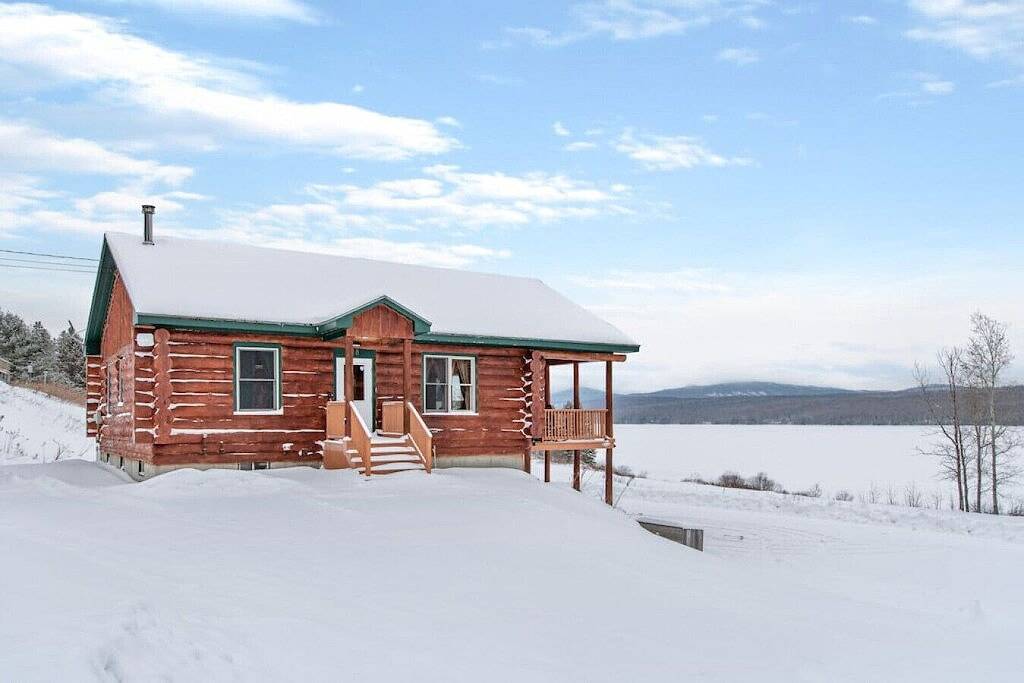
[527,350,623,505]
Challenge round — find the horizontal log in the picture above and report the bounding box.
[155,441,322,457]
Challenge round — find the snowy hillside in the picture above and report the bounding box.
[1,459,1020,680]
[0,381,93,464]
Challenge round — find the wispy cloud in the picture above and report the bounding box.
[906,0,1024,64]
[0,119,192,186]
[0,4,454,161]
[552,121,572,137]
[563,141,598,152]
[716,47,760,65]
[111,0,319,23]
[306,165,631,229]
[571,269,731,293]
[877,71,956,101]
[614,129,753,170]
[497,0,770,47]
[842,14,878,26]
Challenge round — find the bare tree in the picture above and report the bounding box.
[914,350,969,511]
[966,313,1014,514]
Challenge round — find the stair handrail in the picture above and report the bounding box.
[407,401,433,473]
[347,401,373,476]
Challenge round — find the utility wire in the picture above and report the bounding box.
[0,248,99,262]
[0,263,96,274]
[0,256,96,267]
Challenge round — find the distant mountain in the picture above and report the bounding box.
[551,381,1024,426]
[642,382,856,399]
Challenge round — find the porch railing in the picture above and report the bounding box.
[543,408,608,442]
[347,401,373,476]
[407,402,433,473]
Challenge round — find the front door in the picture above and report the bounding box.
[336,355,375,430]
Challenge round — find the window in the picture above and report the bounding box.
[235,345,281,413]
[137,460,145,476]
[423,355,476,414]
[253,461,270,470]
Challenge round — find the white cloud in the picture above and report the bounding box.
[716,47,760,65]
[571,269,731,293]
[843,14,878,25]
[987,74,1024,87]
[435,116,462,128]
[112,0,318,23]
[502,0,770,46]
[563,141,598,152]
[0,4,454,161]
[906,0,1024,64]
[351,84,365,94]
[572,263,1024,392]
[920,79,955,95]
[614,130,753,170]
[0,120,192,185]
[553,121,572,137]
[309,165,630,229]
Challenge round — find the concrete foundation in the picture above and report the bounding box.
[96,451,319,482]
[433,454,522,469]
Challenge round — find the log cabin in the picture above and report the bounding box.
[85,206,639,503]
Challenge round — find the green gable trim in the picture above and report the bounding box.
[84,238,116,355]
[317,296,432,339]
[414,333,640,354]
[135,314,319,337]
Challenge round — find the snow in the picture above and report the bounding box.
[103,232,637,347]
[0,464,1019,680]
[2,388,1021,679]
[611,424,1024,500]
[0,382,93,464]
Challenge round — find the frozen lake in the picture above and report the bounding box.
[611,424,1023,502]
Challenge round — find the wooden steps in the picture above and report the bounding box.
[348,435,426,475]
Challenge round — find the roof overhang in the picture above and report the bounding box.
[86,240,640,355]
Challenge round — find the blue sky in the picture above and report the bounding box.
[1,1,1022,391]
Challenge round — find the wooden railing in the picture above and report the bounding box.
[381,401,404,435]
[407,401,433,473]
[543,409,608,442]
[347,401,373,476]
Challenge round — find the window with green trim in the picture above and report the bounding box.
[423,354,476,414]
[235,346,281,413]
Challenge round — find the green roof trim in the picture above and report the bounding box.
[84,237,116,356]
[317,296,432,339]
[135,314,319,337]
[414,333,640,354]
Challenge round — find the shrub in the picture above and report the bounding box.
[834,490,854,502]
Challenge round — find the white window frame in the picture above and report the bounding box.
[234,345,282,415]
[422,354,477,415]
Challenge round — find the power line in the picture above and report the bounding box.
[0,256,96,267]
[0,263,96,274]
[0,248,99,262]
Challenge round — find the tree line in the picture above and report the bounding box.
[0,308,85,388]
[915,313,1020,515]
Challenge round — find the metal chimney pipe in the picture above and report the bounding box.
[142,204,155,245]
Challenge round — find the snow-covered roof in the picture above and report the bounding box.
[99,232,638,351]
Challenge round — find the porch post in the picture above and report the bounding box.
[403,338,412,433]
[523,443,532,474]
[344,336,354,438]
[604,360,614,505]
[544,451,551,482]
[572,361,581,492]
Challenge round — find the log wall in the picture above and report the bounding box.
[95,301,534,467]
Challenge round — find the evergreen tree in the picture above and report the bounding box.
[0,309,31,379]
[55,325,86,387]
[22,321,56,382]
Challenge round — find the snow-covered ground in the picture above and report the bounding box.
[0,381,93,464]
[2,385,1021,680]
[612,423,1024,500]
